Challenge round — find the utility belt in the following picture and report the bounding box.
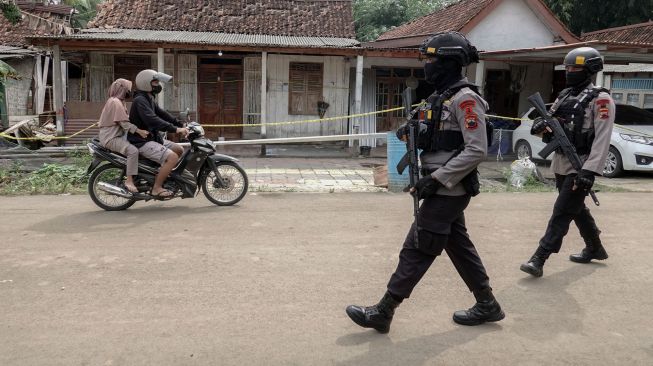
[420,166,481,197]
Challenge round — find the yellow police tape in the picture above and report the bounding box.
[0,123,99,141]
[2,105,652,141]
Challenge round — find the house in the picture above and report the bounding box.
[581,21,653,109]
[365,0,579,121]
[28,0,417,145]
[0,0,75,129]
[365,0,653,132]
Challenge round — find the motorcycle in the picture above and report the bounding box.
[86,121,248,211]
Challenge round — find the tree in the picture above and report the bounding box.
[543,0,653,35]
[353,0,457,42]
[61,0,104,28]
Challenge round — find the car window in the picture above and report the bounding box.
[615,104,653,125]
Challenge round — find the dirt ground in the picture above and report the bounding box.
[1,192,652,365]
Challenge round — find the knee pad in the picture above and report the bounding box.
[416,228,448,256]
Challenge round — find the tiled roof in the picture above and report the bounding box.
[88,0,355,39]
[581,21,653,46]
[377,0,494,41]
[0,2,74,48]
[32,28,360,49]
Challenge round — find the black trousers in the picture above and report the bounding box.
[539,174,601,253]
[387,194,490,299]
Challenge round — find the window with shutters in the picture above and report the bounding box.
[289,62,323,115]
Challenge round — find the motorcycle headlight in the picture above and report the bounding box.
[619,133,653,146]
[194,124,205,136]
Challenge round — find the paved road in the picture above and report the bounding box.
[1,193,652,365]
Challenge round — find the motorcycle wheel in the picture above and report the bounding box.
[88,164,136,211]
[202,161,248,206]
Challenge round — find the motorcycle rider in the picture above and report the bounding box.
[97,78,149,193]
[128,69,189,199]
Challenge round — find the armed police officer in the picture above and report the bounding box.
[345,32,504,333]
[520,47,615,278]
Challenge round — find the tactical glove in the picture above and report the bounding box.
[530,117,548,135]
[575,169,595,191]
[413,175,442,199]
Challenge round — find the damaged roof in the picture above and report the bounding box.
[0,1,74,48]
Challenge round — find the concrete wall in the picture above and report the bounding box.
[467,0,555,51]
[4,58,35,117]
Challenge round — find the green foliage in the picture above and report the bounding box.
[353,0,457,42]
[65,0,104,28]
[543,0,653,35]
[0,153,91,195]
[1,2,22,25]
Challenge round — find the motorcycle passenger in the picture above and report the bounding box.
[98,78,149,193]
[128,69,189,199]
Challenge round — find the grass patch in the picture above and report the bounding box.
[0,150,92,195]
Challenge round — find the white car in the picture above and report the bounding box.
[511,104,653,178]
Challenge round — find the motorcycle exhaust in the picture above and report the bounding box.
[97,182,133,198]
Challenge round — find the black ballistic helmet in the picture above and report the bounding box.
[419,31,480,66]
[563,47,603,74]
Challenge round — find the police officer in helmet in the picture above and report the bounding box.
[520,47,615,277]
[345,31,504,333]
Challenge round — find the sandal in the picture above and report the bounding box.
[150,189,174,200]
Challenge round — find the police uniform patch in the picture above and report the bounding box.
[596,99,610,119]
[459,100,479,130]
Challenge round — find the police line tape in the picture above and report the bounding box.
[2,105,652,141]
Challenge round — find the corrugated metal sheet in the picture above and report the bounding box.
[604,64,653,73]
[36,29,360,49]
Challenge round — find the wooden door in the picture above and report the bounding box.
[484,70,519,118]
[198,63,243,140]
[376,78,405,132]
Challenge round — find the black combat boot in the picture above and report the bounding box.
[452,288,505,326]
[346,292,402,334]
[520,245,551,277]
[570,237,608,263]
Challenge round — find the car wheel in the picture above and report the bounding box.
[515,140,533,160]
[603,146,623,178]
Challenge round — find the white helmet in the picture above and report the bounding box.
[135,69,173,92]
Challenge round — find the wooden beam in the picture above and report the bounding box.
[52,45,64,137]
[30,38,365,57]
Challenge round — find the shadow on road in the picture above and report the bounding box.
[25,203,244,234]
[500,263,602,341]
[335,324,501,366]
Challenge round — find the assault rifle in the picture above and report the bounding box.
[528,92,600,206]
[397,87,421,244]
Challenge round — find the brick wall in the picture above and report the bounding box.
[5,58,35,117]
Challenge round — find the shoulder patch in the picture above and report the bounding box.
[596,99,610,119]
[459,100,479,130]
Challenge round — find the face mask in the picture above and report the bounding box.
[424,62,445,85]
[424,58,462,90]
[151,84,163,95]
[124,90,132,99]
[565,70,590,89]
